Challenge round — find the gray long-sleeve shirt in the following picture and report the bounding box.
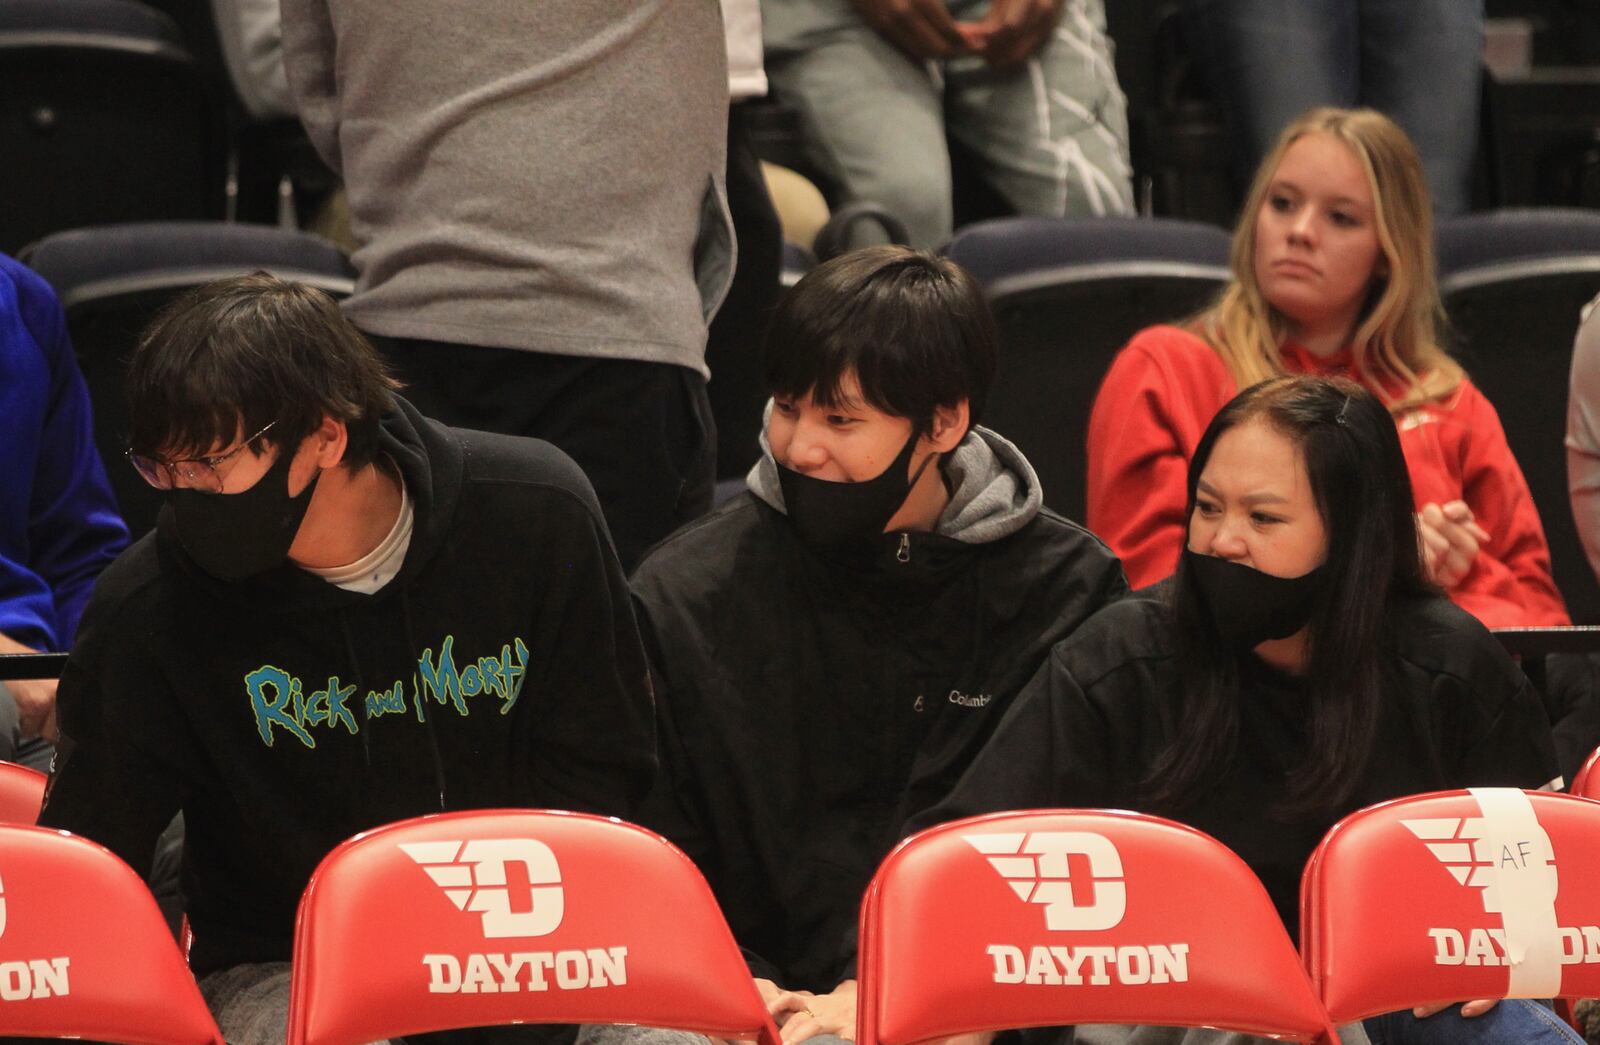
[281,0,732,376]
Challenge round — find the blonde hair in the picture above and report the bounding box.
[1196,107,1462,409]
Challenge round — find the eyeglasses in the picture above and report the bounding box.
[127,420,278,493]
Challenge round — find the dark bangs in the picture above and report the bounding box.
[763,246,997,431]
[126,273,398,465]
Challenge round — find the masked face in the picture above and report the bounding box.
[166,443,320,581]
[777,430,936,550]
[767,375,941,552]
[1186,417,1328,648]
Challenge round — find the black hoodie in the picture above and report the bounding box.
[42,397,655,974]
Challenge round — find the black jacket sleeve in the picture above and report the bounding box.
[520,488,656,818]
[628,593,788,984]
[1540,652,1600,787]
[40,602,183,880]
[1448,653,1563,791]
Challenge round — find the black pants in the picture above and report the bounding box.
[368,339,715,572]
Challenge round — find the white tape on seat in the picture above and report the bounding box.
[1468,787,1563,997]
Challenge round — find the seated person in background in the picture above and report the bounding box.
[40,273,654,1044]
[920,376,1573,1045]
[1567,293,1600,588]
[621,246,1127,1045]
[1087,107,1568,629]
[0,252,128,769]
[764,0,1135,249]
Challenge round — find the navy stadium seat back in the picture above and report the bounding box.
[1437,208,1600,623]
[944,216,1232,522]
[0,0,226,253]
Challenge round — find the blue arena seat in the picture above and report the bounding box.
[943,216,1232,521]
[1436,208,1600,623]
[0,0,226,253]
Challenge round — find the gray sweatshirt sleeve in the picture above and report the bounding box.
[1567,293,1600,587]
[278,0,343,172]
[211,0,293,119]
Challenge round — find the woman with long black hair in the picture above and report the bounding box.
[921,375,1574,1044]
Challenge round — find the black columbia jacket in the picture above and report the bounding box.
[631,427,1127,990]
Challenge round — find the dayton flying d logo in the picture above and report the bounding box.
[0,871,72,1002]
[402,838,565,938]
[965,831,1188,987]
[402,838,628,995]
[1400,789,1599,990]
[1401,815,1558,916]
[967,831,1127,930]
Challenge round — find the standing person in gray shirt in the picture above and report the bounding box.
[281,0,734,570]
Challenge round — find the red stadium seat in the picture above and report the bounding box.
[0,761,46,823]
[856,810,1338,1045]
[1572,746,1600,798]
[0,823,223,1044]
[1301,788,1600,1023]
[285,809,783,1045]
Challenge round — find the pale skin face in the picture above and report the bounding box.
[1252,132,1387,359]
[1187,417,1328,672]
[768,371,968,534]
[167,416,401,569]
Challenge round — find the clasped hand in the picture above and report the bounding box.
[848,0,1063,68]
[1417,500,1489,591]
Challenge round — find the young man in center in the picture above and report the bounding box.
[625,246,1128,1042]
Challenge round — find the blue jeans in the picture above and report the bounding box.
[1181,0,1484,216]
[1363,1000,1583,1044]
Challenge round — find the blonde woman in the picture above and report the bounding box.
[1086,107,1567,627]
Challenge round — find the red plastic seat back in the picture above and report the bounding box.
[0,762,46,823]
[1302,788,1600,1023]
[857,810,1336,1045]
[285,809,781,1045]
[0,824,223,1044]
[1572,746,1600,798]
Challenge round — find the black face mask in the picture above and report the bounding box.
[777,431,935,552]
[1183,550,1326,651]
[167,448,320,582]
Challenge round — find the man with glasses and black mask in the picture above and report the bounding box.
[40,272,654,1044]
[616,247,1127,1045]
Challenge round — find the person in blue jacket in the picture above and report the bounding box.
[0,253,128,769]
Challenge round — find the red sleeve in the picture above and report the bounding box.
[1441,381,1571,627]
[1086,326,1235,588]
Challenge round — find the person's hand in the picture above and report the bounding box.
[849,0,970,60]
[0,632,59,743]
[1413,999,1498,1019]
[774,979,857,1043]
[958,0,1062,69]
[1418,500,1490,590]
[8,677,59,743]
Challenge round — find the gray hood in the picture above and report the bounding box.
[747,416,1043,545]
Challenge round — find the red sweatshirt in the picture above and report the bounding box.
[1086,324,1570,627]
